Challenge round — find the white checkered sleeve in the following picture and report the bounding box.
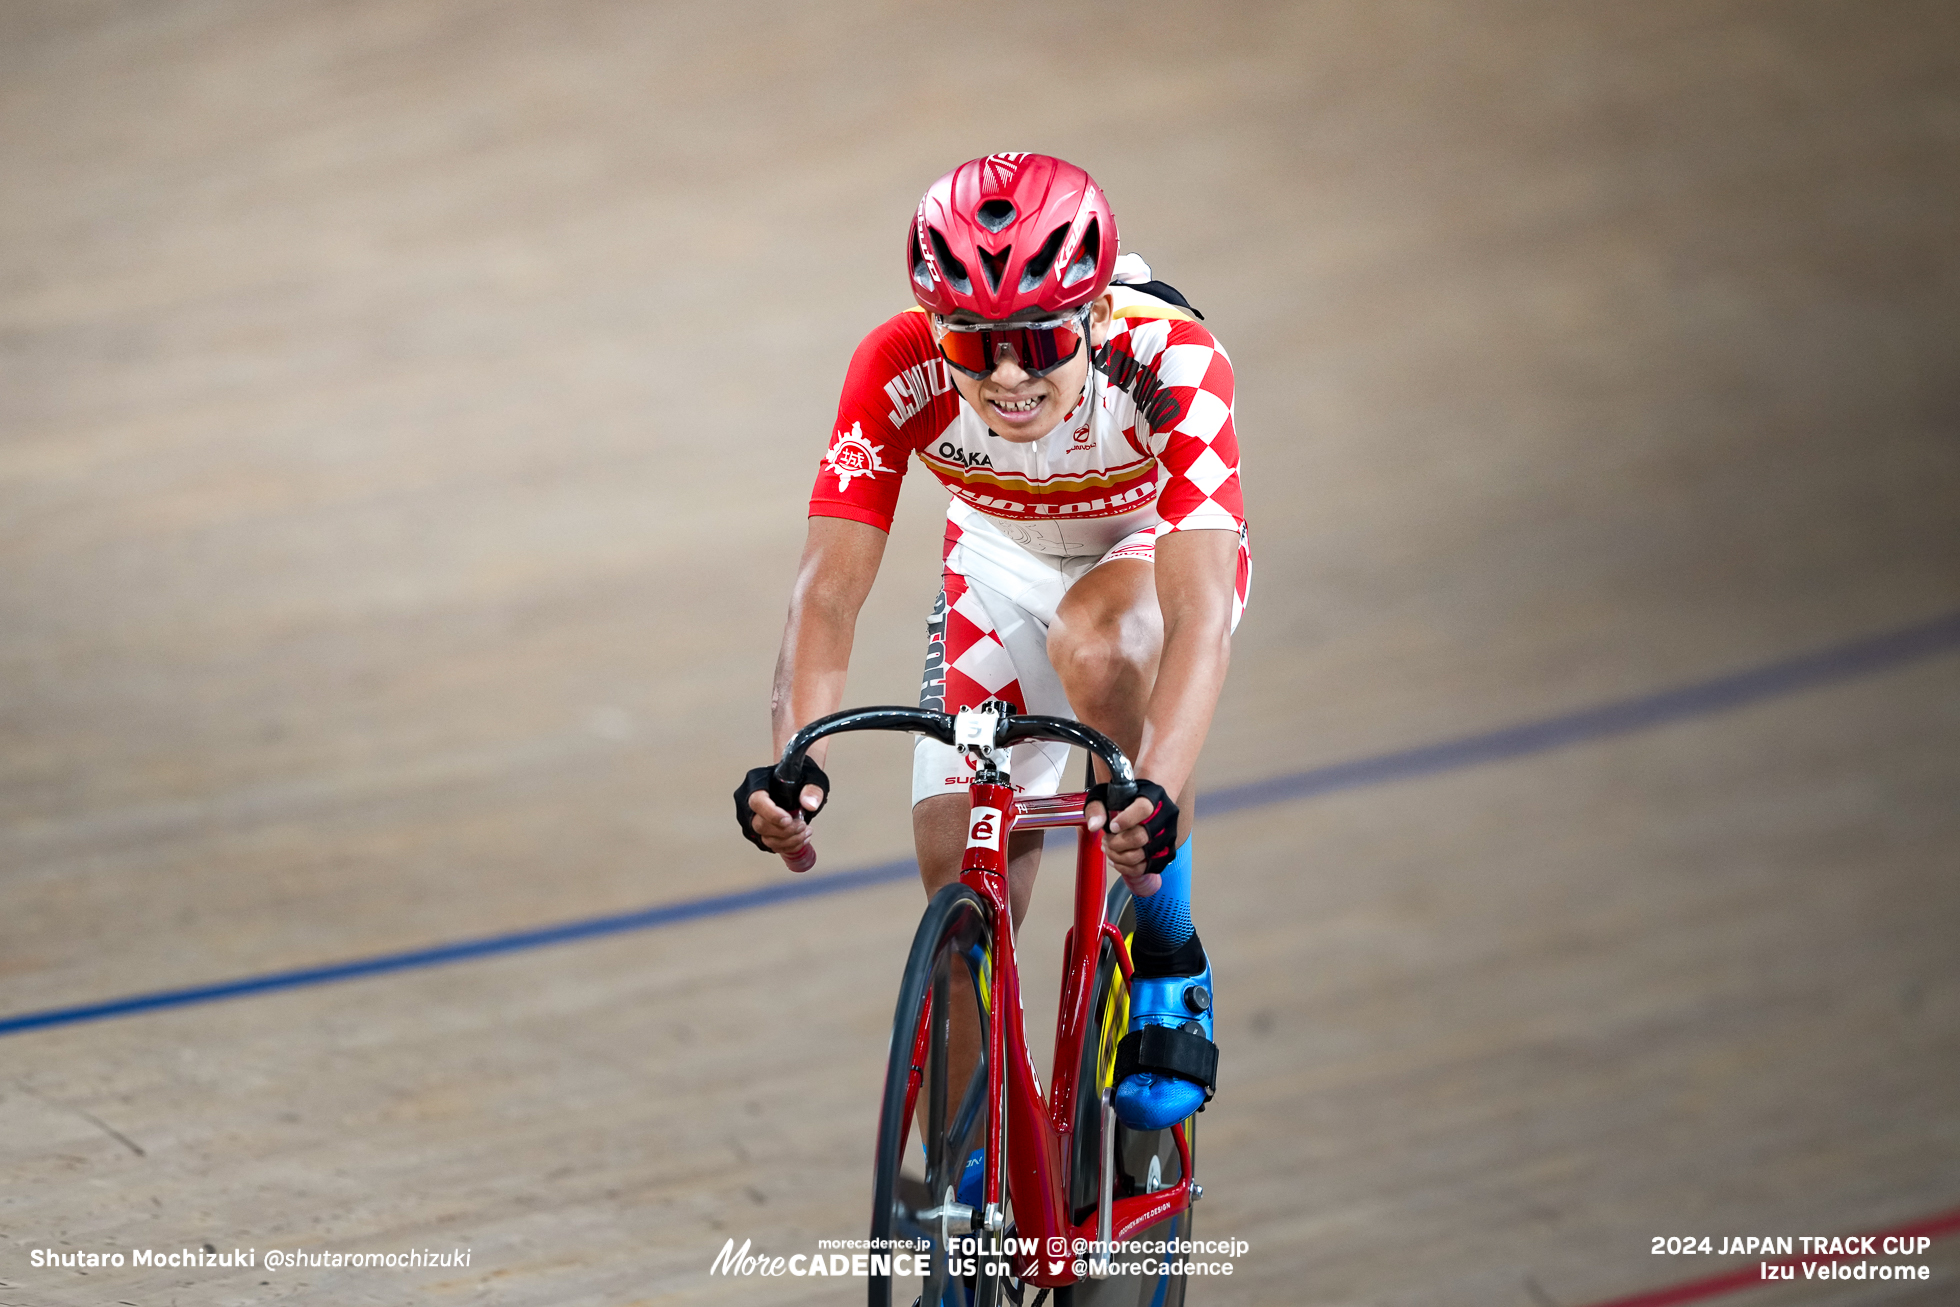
[1146,320,1244,534]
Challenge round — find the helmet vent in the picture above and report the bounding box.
[1019,223,1070,293]
[977,244,1010,293]
[976,199,1016,232]
[927,226,972,294]
[1061,217,1102,288]
[910,229,934,291]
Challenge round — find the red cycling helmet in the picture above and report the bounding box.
[907,153,1119,321]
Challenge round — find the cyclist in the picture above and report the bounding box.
[736,152,1247,1139]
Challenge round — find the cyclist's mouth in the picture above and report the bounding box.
[989,393,1045,420]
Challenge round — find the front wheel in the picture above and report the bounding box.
[870,882,998,1307]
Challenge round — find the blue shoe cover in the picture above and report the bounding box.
[1112,957,1215,1131]
[1113,1072,1207,1131]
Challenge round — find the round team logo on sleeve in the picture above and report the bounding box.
[823,421,893,492]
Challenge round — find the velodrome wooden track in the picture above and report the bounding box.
[3,3,1958,1304]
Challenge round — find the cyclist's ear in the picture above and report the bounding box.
[1089,292,1115,347]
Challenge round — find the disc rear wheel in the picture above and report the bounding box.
[1060,880,1195,1307]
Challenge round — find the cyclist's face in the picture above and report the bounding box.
[946,295,1113,444]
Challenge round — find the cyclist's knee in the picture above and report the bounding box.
[1048,615,1158,702]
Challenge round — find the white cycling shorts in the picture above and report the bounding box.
[912,510,1249,807]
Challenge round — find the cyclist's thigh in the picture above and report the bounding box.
[912,555,1073,809]
[1051,548,1160,660]
[1065,522,1252,635]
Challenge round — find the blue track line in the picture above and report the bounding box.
[4,610,1957,1039]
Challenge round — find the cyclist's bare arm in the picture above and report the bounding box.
[746,515,888,855]
[1094,527,1238,880]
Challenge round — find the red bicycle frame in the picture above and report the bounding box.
[897,778,1194,1292]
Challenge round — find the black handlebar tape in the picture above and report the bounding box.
[768,757,829,821]
[779,706,958,770]
[767,770,799,815]
[770,705,1141,819]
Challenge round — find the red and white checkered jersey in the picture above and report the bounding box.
[808,287,1245,559]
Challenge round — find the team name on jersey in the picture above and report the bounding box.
[1091,342,1183,431]
[957,479,1158,518]
[933,441,993,470]
[885,358,953,428]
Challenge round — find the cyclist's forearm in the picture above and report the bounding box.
[1134,617,1231,798]
[1133,528,1238,796]
[770,597,857,758]
[768,517,888,759]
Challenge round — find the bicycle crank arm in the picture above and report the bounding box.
[1093,1088,1116,1277]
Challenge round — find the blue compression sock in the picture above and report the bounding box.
[1130,837,1195,959]
[1115,838,1214,1129]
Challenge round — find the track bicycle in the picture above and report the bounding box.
[769,701,1203,1306]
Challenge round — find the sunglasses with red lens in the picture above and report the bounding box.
[931,309,1089,380]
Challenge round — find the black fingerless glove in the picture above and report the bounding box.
[1088,777,1179,875]
[734,759,830,852]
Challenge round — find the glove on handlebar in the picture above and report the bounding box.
[1087,778,1180,875]
[734,759,830,852]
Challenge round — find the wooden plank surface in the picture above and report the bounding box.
[2,2,1957,1304]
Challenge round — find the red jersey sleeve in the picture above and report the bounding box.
[1148,318,1244,535]
[808,311,942,530]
